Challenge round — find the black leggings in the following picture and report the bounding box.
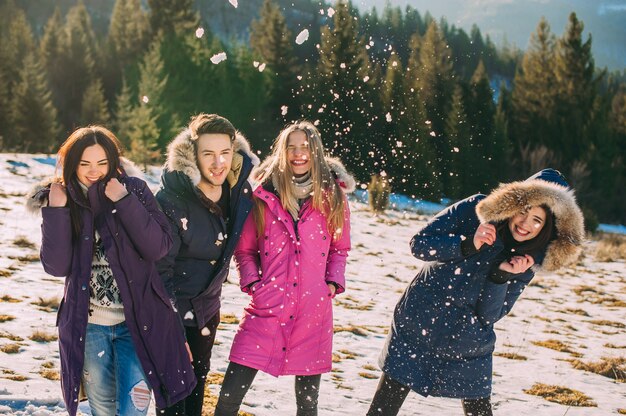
[367,373,493,416]
[214,361,322,416]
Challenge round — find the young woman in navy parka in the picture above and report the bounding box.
[367,169,585,416]
[27,126,196,416]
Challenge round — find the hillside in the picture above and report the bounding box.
[16,0,625,70]
[0,153,624,415]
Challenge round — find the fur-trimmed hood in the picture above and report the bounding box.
[163,128,259,189]
[252,155,356,194]
[25,157,144,214]
[476,169,585,272]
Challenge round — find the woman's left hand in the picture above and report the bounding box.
[105,178,129,202]
[499,255,535,274]
[327,283,337,298]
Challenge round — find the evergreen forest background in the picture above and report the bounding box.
[0,0,624,225]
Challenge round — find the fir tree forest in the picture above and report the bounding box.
[0,0,624,225]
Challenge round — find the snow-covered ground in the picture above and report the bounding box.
[0,154,624,415]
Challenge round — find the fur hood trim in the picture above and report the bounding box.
[25,157,144,214]
[164,128,259,187]
[252,155,356,193]
[476,179,585,272]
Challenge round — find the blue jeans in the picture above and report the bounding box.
[83,322,151,416]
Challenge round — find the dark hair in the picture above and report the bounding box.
[57,126,124,239]
[188,113,236,142]
[497,204,556,261]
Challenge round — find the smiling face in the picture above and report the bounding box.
[196,133,233,187]
[76,144,109,188]
[508,206,547,242]
[286,130,312,177]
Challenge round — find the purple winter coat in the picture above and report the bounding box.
[27,162,197,416]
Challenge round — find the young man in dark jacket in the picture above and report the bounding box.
[155,114,258,415]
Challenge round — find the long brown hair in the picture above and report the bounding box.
[56,126,124,239]
[254,121,346,239]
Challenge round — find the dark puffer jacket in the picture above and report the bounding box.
[379,169,585,399]
[156,129,258,328]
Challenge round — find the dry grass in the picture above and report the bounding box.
[605,343,626,349]
[220,313,240,325]
[32,296,60,312]
[332,353,342,363]
[570,357,626,382]
[8,254,40,262]
[594,234,626,262]
[29,330,58,343]
[41,361,55,369]
[40,369,60,381]
[206,372,224,385]
[531,339,582,357]
[13,236,36,249]
[588,320,625,328]
[334,325,369,336]
[564,308,589,316]
[617,409,626,414]
[0,343,20,353]
[334,295,374,311]
[0,269,12,277]
[3,374,28,381]
[0,295,21,303]
[362,364,378,371]
[358,372,378,379]
[0,314,15,323]
[572,285,626,307]
[494,352,528,361]
[0,331,24,342]
[524,383,597,407]
[337,349,362,359]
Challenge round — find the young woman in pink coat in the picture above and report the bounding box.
[214,121,354,416]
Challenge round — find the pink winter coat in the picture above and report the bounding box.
[229,181,351,376]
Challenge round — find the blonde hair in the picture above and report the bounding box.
[254,121,346,239]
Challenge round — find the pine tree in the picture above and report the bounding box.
[444,85,470,198]
[0,2,36,95]
[60,1,99,130]
[109,0,149,66]
[147,0,199,36]
[0,2,37,146]
[113,78,136,150]
[403,32,442,199]
[409,21,454,194]
[466,60,496,192]
[81,79,111,126]
[10,53,60,152]
[128,36,169,158]
[40,7,68,133]
[104,0,150,98]
[553,12,599,167]
[316,0,371,179]
[511,17,556,156]
[250,0,301,123]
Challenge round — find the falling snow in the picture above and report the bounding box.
[210,52,227,64]
[295,29,309,45]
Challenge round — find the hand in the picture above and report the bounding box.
[48,183,67,207]
[327,283,337,298]
[105,178,128,202]
[498,255,535,274]
[185,342,193,362]
[473,223,496,250]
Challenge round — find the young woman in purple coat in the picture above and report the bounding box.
[27,126,196,416]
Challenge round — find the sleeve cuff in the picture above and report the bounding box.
[461,239,478,257]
